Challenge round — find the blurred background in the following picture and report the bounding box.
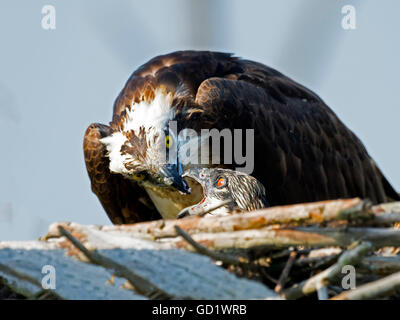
[0,0,399,240]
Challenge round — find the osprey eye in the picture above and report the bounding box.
[132,172,146,181]
[165,135,172,149]
[216,177,226,188]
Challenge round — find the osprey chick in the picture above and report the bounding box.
[178,168,269,218]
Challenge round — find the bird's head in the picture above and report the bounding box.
[178,167,236,217]
[101,126,190,194]
[100,92,190,194]
[179,167,268,218]
[183,167,232,201]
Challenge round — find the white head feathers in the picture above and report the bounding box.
[100,91,175,174]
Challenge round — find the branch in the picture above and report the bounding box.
[174,226,241,265]
[178,199,233,218]
[104,198,369,239]
[281,242,372,300]
[0,263,63,300]
[174,226,275,284]
[358,256,400,276]
[331,271,400,300]
[365,212,400,226]
[0,263,43,289]
[166,227,400,252]
[274,251,297,293]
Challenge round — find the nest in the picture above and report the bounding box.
[1,198,400,300]
[101,198,400,300]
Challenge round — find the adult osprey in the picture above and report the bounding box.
[83,50,399,224]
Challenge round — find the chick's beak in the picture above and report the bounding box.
[160,163,191,194]
[182,168,201,183]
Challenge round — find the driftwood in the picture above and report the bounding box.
[44,198,399,300]
[100,198,370,239]
[166,226,400,251]
[0,244,147,300]
[48,222,400,252]
[1,223,276,300]
[58,226,171,299]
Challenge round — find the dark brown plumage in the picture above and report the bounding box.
[84,50,399,224]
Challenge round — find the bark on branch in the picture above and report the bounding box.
[165,227,400,251]
[102,198,370,239]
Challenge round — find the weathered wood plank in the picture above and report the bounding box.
[0,248,145,300]
[2,198,399,300]
[0,226,277,299]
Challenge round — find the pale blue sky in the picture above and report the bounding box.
[0,0,399,240]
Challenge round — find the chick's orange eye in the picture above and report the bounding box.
[165,135,172,148]
[216,177,226,188]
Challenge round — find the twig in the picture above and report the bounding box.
[174,226,240,265]
[179,200,233,218]
[0,263,63,300]
[58,226,171,300]
[358,256,400,276]
[174,226,280,286]
[34,290,60,300]
[0,263,43,289]
[372,202,400,214]
[295,254,339,268]
[365,212,400,226]
[295,227,400,249]
[281,242,372,300]
[331,271,400,300]
[274,251,297,293]
[259,268,279,284]
[268,249,298,260]
[197,200,233,217]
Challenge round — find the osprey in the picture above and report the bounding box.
[83,50,399,224]
[177,168,269,218]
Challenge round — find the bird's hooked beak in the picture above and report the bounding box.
[160,162,191,194]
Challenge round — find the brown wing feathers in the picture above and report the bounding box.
[190,66,398,205]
